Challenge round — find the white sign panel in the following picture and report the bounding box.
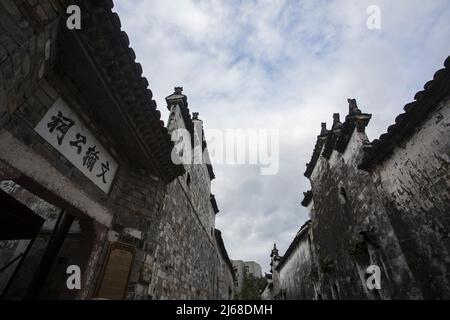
[35,98,118,194]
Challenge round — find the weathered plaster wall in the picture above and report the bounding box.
[278,233,315,300]
[265,114,438,300]
[268,93,449,300]
[309,128,420,299]
[373,97,450,299]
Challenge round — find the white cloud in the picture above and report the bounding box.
[114,0,450,272]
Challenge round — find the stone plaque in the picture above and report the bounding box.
[34,97,118,194]
[96,242,134,300]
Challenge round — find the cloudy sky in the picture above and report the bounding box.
[113,0,449,273]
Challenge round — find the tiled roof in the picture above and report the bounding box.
[64,0,184,181]
[359,55,450,170]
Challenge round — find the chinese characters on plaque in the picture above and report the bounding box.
[34,98,118,193]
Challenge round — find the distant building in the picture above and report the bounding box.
[232,260,262,294]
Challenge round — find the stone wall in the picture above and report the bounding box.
[0,72,230,300]
[0,78,231,301]
[142,89,229,300]
[149,176,220,299]
[308,125,418,300]
[0,0,59,127]
[0,0,233,300]
[215,229,235,300]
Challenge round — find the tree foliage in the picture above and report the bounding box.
[236,269,267,300]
